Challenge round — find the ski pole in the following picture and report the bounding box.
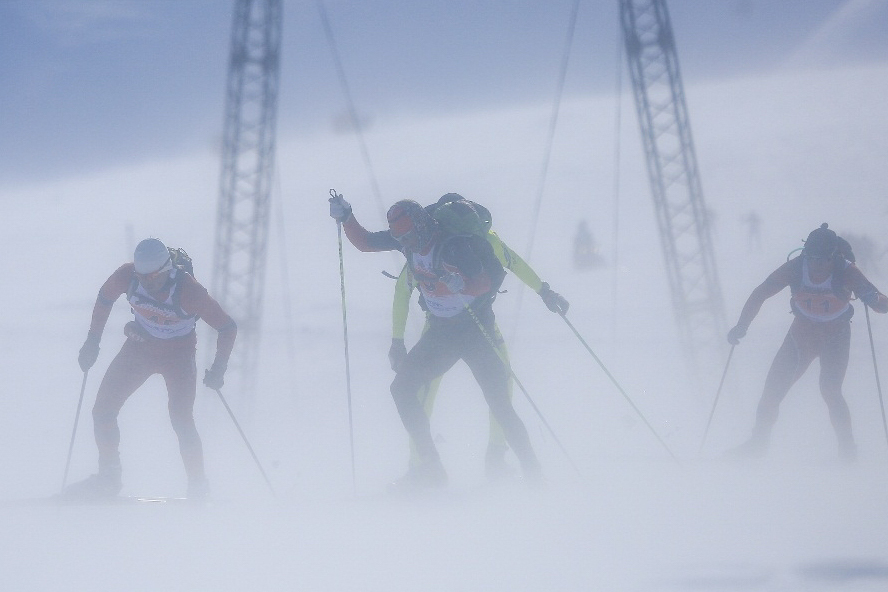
[464,305,582,477]
[558,312,678,462]
[61,370,89,492]
[332,189,357,495]
[864,304,888,451]
[213,387,275,496]
[699,345,734,455]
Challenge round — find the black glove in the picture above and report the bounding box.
[538,282,569,315]
[388,338,407,372]
[203,361,227,390]
[727,324,747,345]
[78,333,100,372]
[123,321,147,343]
[858,287,880,308]
[328,193,352,223]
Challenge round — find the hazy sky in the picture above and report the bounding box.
[2,0,887,187]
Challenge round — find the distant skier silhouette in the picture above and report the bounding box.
[743,210,762,250]
[573,220,605,270]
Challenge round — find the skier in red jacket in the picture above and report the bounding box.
[67,238,237,499]
[726,224,888,461]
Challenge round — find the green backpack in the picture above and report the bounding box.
[431,196,492,238]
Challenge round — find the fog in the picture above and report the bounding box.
[3,2,888,591]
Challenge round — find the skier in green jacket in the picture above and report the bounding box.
[386,194,569,480]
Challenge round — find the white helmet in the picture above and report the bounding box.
[133,238,171,274]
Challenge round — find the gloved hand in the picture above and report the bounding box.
[858,287,883,309]
[123,320,146,343]
[539,282,569,315]
[727,324,747,345]
[203,360,227,390]
[440,271,465,294]
[328,193,352,223]
[78,333,100,372]
[388,338,407,372]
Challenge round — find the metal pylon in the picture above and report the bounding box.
[619,0,725,367]
[213,0,282,407]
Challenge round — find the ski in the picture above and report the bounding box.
[1,495,204,507]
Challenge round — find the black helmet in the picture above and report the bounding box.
[803,223,838,258]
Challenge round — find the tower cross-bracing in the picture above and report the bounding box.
[212,0,282,404]
[619,0,725,365]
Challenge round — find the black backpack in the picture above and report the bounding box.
[836,236,855,263]
[168,247,195,277]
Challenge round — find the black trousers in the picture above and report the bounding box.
[390,308,540,475]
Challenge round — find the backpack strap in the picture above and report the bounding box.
[126,275,139,302]
[787,256,803,293]
[168,270,198,320]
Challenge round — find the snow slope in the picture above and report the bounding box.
[1,64,888,591]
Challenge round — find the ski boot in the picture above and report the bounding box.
[724,432,769,460]
[838,440,858,465]
[388,458,448,494]
[519,456,544,489]
[61,465,123,500]
[484,443,516,482]
[187,476,211,502]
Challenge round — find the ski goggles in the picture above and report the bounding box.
[804,252,834,265]
[391,226,419,246]
[389,215,420,246]
[135,257,173,281]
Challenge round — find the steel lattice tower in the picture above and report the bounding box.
[619,0,725,365]
[212,0,281,404]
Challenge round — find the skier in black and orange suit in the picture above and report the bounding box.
[68,238,237,499]
[727,223,888,461]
